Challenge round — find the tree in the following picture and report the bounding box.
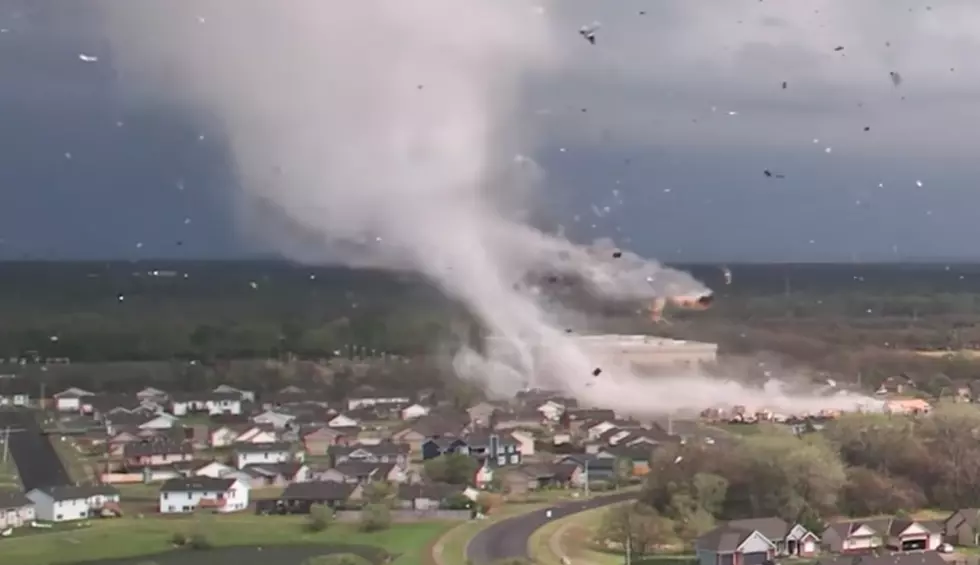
[598,503,675,556]
[612,457,634,486]
[424,453,478,485]
[363,481,396,506]
[359,503,391,532]
[691,473,728,516]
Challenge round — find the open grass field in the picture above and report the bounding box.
[0,514,452,565]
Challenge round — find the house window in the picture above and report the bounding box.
[497,456,505,466]
[163,493,169,500]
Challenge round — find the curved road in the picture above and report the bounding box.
[467,491,637,564]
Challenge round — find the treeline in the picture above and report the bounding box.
[1,260,979,363]
[606,405,980,554]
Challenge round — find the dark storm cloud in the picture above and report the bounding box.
[1,0,980,261]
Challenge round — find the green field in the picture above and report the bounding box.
[0,514,451,565]
[0,455,19,488]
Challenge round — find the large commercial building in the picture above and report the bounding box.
[485,333,718,377]
[573,334,718,372]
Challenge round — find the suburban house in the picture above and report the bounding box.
[213,384,255,402]
[123,441,195,467]
[395,483,465,510]
[234,425,279,445]
[535,400,568,421]
[509,430,536,457]
[945,508,980,546]
[26,485,121,522]
[0,489,35,528]
[718,518,819,557]
[822,518,942,553]
[421,432,521,468]
[241,462,312,488]
[273,481,359,512]
[209,425,242,448]
[136,387,168,402]
[695,524,777,565]
[53,387,94,412]
[329,442,410,469]
[0,393,30,407]
[251,410,297,430]
[194,461,239,479]
[302,426,351,456]
[346,394,411,411]
[234,442,297,469]
[391,413,469,454]
[501,463,584,495]
[171,392,243,416]
[159,477,249,513]
[326,414,359,429]
[318,462,402,484]
[554,454,620,481]
[400,403,430,420]
[596,446,653,476]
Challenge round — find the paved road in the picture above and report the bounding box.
[0,410,72,491]
[467,491,637,564]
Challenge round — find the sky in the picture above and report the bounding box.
[1,0,979,262]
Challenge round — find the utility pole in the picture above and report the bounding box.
[2,426,9,464]
[624,509,633,565]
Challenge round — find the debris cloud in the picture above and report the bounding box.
[99,0,878,415]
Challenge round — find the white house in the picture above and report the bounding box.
[252,410,296,429]
[213,384,255,402]
[209,426,241,448]
[159,477,249,513]
[235,426,278,444]
[138,413,178,430]
[400,403,430,420]
[327,414,359,429]
[0,393,29,407]
[26,485,120,522]
[535,400,566,421]
[136,387,168,401]
[347,395,411,411]
[53,387,94,412]
[171,392,242,417]
[0,490,35,528]
[234,442,297,469]
[194,461,237,479]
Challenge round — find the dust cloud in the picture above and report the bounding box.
[98,0,879,415]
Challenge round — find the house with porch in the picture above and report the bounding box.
[945,508,980,546]
[159,477,249,513]
[721,517,818,557]
[696,523,777,565]
[0,490,35,529]
[822,517,941,553]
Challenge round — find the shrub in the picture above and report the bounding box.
[359,503,391,532]
[307,503,335,532]
[188,531,213,550]
[170,531,188,546]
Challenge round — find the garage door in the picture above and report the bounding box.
[744,552,769,565]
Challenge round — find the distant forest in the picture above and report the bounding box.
[2,260,980,393]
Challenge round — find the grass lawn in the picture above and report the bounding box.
[0,514,452,565]
[49,435,93,483]
[0,453,20,488]
[528,503,696,565]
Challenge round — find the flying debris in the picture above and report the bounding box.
[592,368,602,377]
[78,54,98,63]
[889,71,903,87]
[649,292,714,323]
[579,21,600,45]
[612,251,623,259]
[722,267,733,285]
[833,46,844,52]
[763,169,785,179]
[781,81,788,89]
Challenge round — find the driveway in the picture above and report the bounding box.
[467,490,637,564]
